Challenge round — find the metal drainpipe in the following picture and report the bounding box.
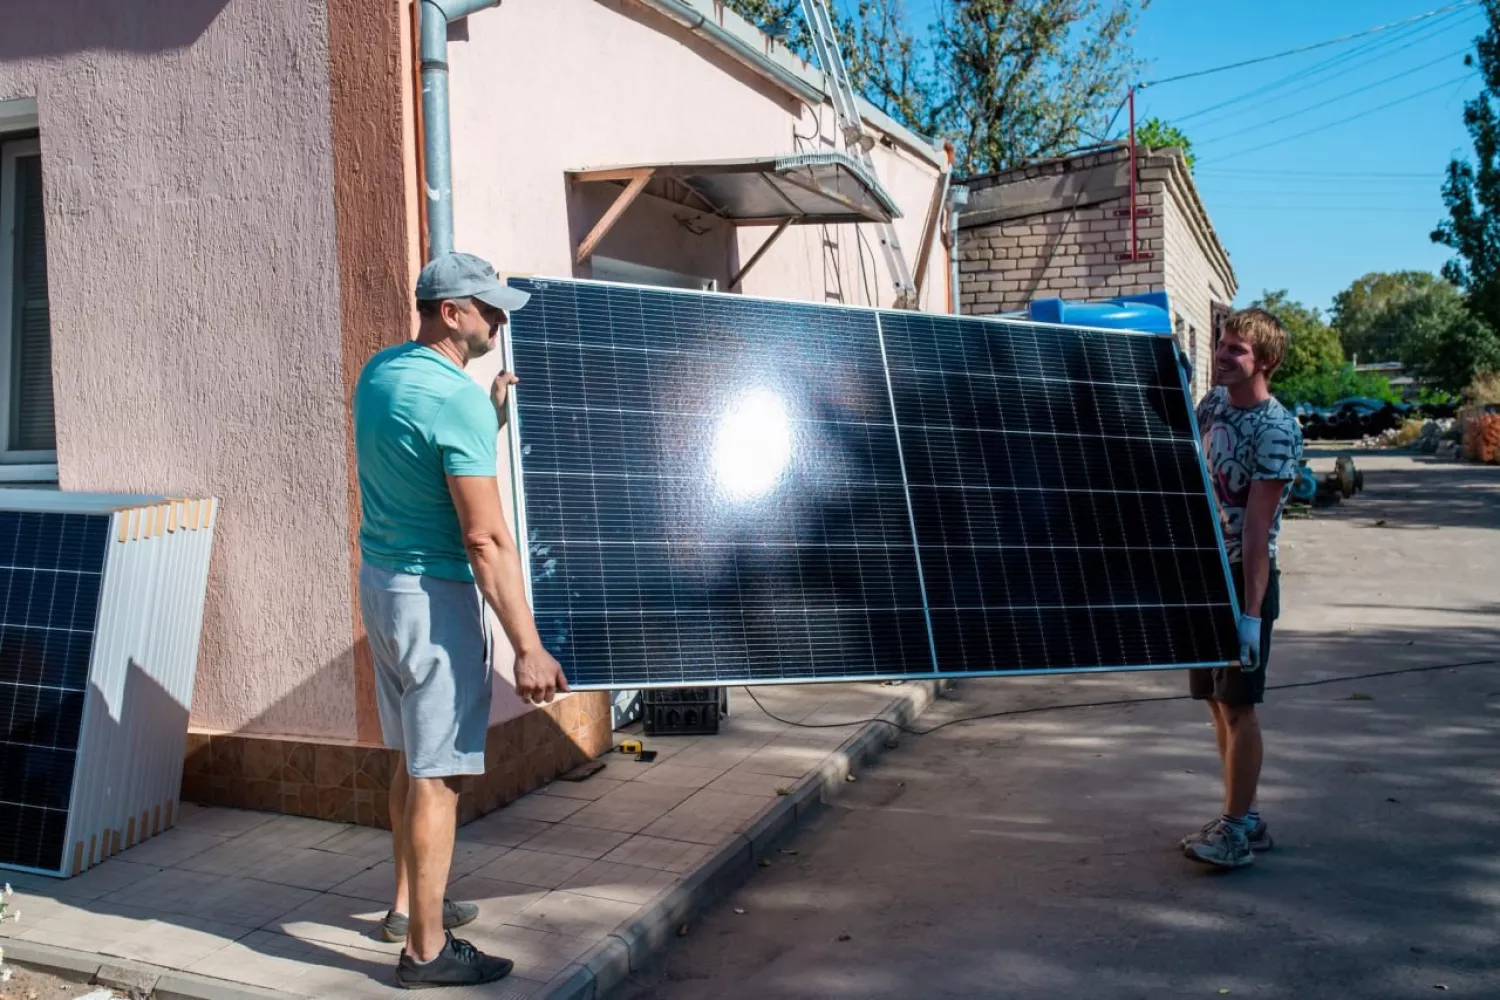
[948,183,969,315]
[420,0,501,259]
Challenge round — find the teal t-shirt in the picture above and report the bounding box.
[353,341,499,581]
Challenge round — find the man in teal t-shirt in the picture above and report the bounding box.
[352,252,568,990]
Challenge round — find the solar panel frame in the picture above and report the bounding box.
[502,277,1241,689]
[0,511,109,875]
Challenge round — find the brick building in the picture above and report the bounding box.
[955,144,1236,397]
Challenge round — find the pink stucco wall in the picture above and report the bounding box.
[1,0,950,743]
[0,1,359,739]
[446,0,948,311]
[443,0,951,726]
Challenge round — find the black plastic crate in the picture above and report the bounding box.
[642,687,727,736]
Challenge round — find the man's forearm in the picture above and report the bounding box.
[1240,532,1270,618]
[467,536,543,655]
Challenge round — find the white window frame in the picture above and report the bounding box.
[0,133,57,483]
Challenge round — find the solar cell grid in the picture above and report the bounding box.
[879,312,1235,675]
[0,511,107,871]
[506,278,1239,689]
[512,281,934,688]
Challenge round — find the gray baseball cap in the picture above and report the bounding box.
[415,252,530,312]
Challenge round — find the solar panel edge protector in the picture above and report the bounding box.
[39,509,120,878]
[504,276,1240,689]
[59,510,119,879]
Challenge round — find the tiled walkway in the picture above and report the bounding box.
[2,682,924,999]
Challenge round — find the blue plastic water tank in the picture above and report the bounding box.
[1026,291,1172,334]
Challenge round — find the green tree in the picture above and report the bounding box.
[1389,290,1500,393]
[1134,117,1193,169]
[1329,271,1500,391]
[932,0,1147,174]
[1433,0,1500,329]
[1251,289,1344,384]
[1331,271,1461,362]
[1271,367,1399,408]
[721,1,1149,175]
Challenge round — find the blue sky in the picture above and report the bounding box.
[896,0,1487,313]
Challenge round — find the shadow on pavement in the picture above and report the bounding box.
[622,617,1500,1000]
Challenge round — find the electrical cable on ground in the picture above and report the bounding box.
[1141,0,1478,88]
[741,657,1500,737]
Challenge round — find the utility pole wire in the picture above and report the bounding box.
[1141,0,1479,88]
[1199,72,1478,164]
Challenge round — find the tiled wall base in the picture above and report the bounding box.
[180,692,612,829]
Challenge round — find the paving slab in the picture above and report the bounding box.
[0,679,933,999]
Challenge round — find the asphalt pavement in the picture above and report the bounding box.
[619,453,1500,1000]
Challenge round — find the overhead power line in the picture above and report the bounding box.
[1194,168,1443,179]
[1199,72,1479,164]
[1171,5,1477,126]
[1209,205,1444,214]
[1194,47,1472,147]
[1141,0,1479,88]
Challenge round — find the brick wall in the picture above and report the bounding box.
[1150,157,1237,400]
[955,146,1236,400]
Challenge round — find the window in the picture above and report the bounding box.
[0,132,55,481]
[1211,300,1231,355]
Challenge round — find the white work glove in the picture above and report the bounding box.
[1237,615,1262,672]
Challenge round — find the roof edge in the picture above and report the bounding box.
[1143,148,1237,298]
[627,0,946,168]
[959,143,1236,295]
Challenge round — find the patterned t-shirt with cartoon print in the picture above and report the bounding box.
[1195,386,1303,563]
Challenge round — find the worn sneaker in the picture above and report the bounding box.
[1179,817,1273,853]
[1185,819,1255,869]
[396,933,513,989]
[381,899,480,943]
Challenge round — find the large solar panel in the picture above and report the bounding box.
[0,511,107,873]
[508,284,933,686]
[505,278,1238,689]
[879,312,1235,673]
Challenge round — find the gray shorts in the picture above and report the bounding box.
[359,562,493,778]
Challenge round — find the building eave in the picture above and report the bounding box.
[624,0,946,168]
[1144,148,1237,299]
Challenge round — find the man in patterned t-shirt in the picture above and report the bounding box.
[1181,308,1303,870]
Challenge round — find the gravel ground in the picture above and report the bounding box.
[0,965,123,1000]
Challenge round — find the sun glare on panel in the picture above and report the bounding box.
[712,387,793,501]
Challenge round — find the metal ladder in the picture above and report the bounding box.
[799,0,917,307]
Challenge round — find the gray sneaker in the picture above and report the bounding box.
[1185,819,1255,869]
[381,899,479,943]
[395,932,513,989]
[1179,817,1273,853]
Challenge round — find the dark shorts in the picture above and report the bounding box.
[1190,560,1280,706]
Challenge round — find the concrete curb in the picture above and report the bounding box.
[0,937,295,1000]
[535,680,941,1000]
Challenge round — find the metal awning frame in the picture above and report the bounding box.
[569,154,903,281]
